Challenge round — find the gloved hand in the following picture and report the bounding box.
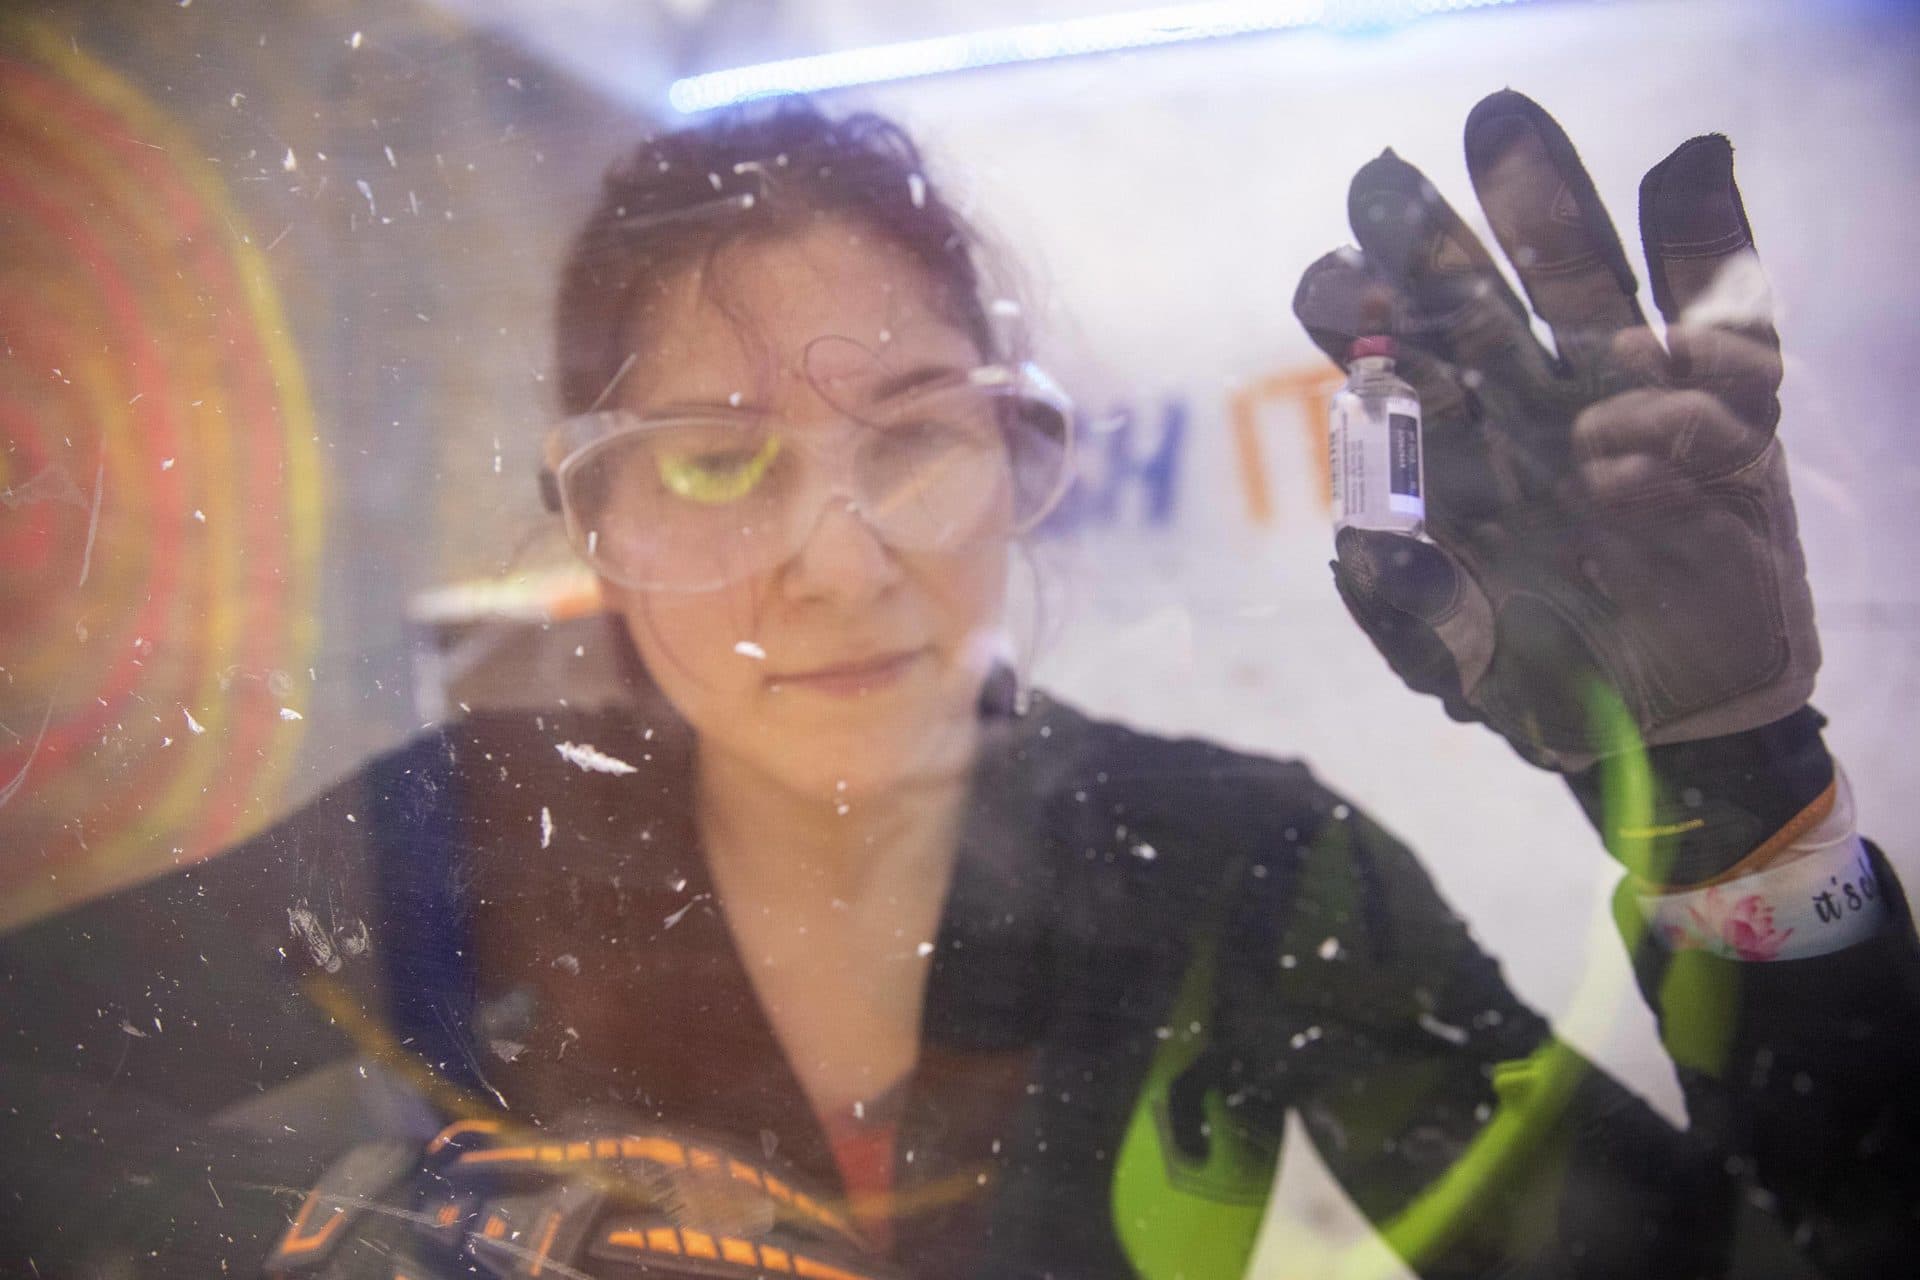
[1292,90,1819,774]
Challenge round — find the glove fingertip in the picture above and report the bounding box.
[1462,88,1545,174]
[1291,247,1365,319]
[1639,133,1754,322]
[1330,549,1474,709]
[1294,247,1395,368]
[1463,88,1641,309]
[1335,527,1461,623]
[1346,149,1431,243]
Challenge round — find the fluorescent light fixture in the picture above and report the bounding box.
[669,0,1535,113]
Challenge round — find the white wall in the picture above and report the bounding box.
[842,0,1920,1268]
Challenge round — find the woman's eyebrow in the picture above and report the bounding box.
[641,362,966,415]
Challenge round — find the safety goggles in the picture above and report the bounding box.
[539,362,1074,592]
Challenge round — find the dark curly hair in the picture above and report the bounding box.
[554,101,1007,417]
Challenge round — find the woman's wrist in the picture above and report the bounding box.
[1566,706,1835,886]
[1631,763,1888,962]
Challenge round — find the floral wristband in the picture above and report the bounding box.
[1636,767,1886,962]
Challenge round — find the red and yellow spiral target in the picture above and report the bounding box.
[0,22,322,928]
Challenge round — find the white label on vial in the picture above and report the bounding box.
[1330,394,1422,532]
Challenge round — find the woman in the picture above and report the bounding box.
[2,96,1916,1279]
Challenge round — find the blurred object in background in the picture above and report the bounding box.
[407,569,629,721]
[0,19,320,929]
[0,0,646,927]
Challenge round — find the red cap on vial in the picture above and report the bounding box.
[1348,334,1397,360]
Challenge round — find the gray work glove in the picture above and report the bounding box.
[1293,90,1819,772]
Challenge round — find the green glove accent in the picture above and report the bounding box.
[1112,939,1274,1280]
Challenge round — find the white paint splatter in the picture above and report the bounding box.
[1417,1012,1469,1047]
[732,640,766,660]
[278,707,303,721]
[916,941,935,958]
[338,917,371,958]
[539,806,554,849]
[183,708,206,735]
[1130,842,1157,861]
[1317,936,1341,961]
[663,895,707,929]
[76,453,104,588]
[288,902,341,974]
[282,147,297,172]
[554,741,637,775]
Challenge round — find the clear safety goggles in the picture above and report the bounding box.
[539,362,1075,592]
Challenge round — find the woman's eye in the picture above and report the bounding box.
[655,436,783,504]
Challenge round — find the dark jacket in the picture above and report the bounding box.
[3,689,1916,1278]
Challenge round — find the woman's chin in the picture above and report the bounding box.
[796,734,975,804]
[732,708,978,806]
[748,670,984,791]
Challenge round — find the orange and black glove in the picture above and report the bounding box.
[263,1114,902,1280]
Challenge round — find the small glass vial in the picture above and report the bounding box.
[1328,335,1424,536]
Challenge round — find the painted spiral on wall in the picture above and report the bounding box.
[0,22,323,928]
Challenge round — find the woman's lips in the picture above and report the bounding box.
[766,649,926,697]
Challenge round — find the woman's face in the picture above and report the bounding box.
[602,219,1008,802]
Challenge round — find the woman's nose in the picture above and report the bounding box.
[779,489,904,605]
